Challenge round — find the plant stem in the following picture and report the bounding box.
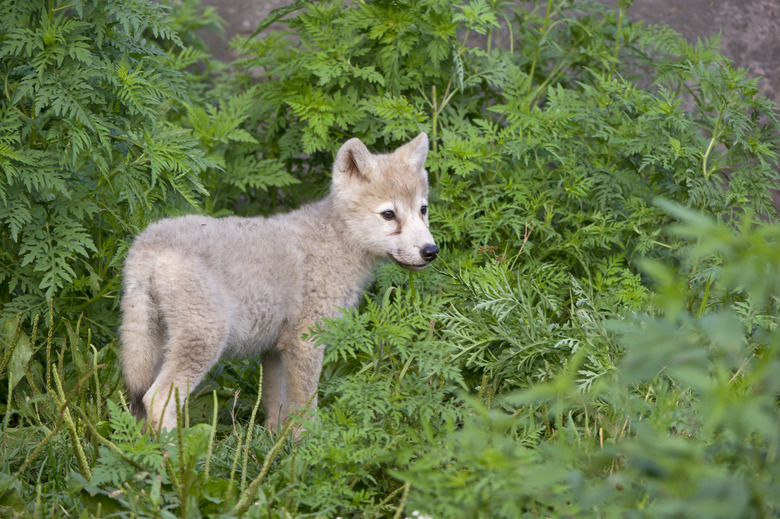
[702,104,725,180]
[528,0,555,89]
[241,366,263,492]
[610,1,627,79]
[52,362,92,481]
[14,425,61,477]
[204,390,219,480]
[225,424,244,507]
[231,416,296,515]
[70,405,145,471]
[392,482,411,519]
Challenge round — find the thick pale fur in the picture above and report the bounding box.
[120,133,437,432]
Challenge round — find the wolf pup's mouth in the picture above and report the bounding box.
[389,256,430,271]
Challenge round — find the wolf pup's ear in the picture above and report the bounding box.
[334,138,377,183]
[400,132,429,171]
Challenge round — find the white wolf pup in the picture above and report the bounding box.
[120,133,438,432]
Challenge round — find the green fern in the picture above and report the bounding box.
[0,0,219,327]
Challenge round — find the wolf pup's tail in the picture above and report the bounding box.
[119,275,162,419]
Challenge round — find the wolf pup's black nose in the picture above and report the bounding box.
[421,244,439,262]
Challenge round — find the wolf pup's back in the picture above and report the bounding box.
[120,133,438,433]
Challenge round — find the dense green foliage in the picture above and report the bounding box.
[1,0,779,517]
[0,0,205,329]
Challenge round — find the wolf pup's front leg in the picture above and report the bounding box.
[263,326,325,436]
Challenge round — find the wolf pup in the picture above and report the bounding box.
[120,133,438,433]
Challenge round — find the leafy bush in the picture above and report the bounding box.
[1,0,779,517]
[0,0,262,333]
[403,205,780,518]
[229,0,778,398]
[0,0,211,331]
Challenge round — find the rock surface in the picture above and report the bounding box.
[604,0,779,107]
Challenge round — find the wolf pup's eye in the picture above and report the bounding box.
[381,210,396,220]
[421,205,428,216]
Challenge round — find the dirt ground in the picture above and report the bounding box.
[200,0,779,107]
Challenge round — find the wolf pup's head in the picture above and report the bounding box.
[331,133,438,270]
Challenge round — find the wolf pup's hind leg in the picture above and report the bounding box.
[141,251,230,431]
